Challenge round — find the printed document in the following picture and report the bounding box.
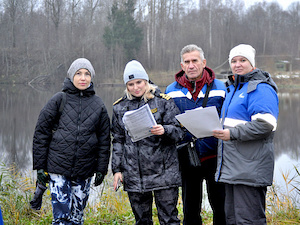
[122,104,157,142]
[175,106,222,138]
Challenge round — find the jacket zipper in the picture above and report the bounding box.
[72,91,83,178]
[136,100,145,193]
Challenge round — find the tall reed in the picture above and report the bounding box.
[0,163,299,224]
[266,164,300,224]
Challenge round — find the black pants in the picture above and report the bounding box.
[127,187,180,225]
[179,148,226,225]
[225,184,267,225]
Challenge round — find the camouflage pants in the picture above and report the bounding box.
[49,173,91,225]
[128,187,180,225]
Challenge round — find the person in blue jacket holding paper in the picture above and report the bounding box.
[165,44,226,225]
[213,44,279,224]
[111,60,184,224]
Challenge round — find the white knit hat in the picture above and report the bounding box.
[123,60,149,84]
[229,44,256,67]
[67,58,95,81]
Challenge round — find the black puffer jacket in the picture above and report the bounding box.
[111,90,184,192]
[33,78,111,179]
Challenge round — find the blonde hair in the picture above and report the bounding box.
[125,81,157,102]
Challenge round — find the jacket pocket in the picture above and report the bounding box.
[234,139,263,160]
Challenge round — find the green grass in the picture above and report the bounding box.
[0,163,299,224]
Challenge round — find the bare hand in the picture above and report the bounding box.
[113,172,123,191]
[213,129,230,141]
[150,125,165,136]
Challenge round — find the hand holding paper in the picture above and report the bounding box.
[175,106,222,138]
[150,124,165,136]
[122,104,157,142]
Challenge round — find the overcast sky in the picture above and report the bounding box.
[244,0,299,9]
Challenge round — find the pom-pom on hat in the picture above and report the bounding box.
[229,44,256,67]
[123,60,149,84]
[67,58,95,82]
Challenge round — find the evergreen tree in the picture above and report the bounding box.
[103,0,143,64]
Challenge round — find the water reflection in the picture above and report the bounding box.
[0,83,299,188]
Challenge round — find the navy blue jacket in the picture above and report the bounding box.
[165,67,226,161]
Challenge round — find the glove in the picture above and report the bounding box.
[94,172,104,186]
[30,182,47,210]
[37,169,48,186]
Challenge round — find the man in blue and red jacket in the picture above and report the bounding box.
[165,44,226,225]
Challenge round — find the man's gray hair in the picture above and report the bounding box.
[180,44,205,62]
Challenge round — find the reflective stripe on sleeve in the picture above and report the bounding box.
[223,118,247,127]
[223,113,277,131]
[251,113,277,131]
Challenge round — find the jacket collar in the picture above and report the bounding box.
[62,78,95,96]
[175,66,215,87]
[226,69,278,93]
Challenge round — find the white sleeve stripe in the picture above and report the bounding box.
[223,114,277,131]
[223,118,247,127]
[251,113,277,131]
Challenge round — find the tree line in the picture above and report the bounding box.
[0,0,299,84]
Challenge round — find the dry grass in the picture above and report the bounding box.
[0,163,299,224]
[266,166,300,224]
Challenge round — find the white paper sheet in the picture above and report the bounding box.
[122,104,157,142]
[175,106,222,138]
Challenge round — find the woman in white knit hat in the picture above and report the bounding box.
[111,60,185,224]
[32,58,110,224]
[213,44,279,224]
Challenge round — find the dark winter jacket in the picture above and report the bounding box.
[33,78,111,180]
[215,69,279,187]
[111,90,184,192]
[165,67,226,161]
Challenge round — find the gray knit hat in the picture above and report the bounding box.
[123,60,149,84]
[229,44,256,67]
[67,58,95,81]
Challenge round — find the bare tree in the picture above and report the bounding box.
[67,0,81,51]
[85,0,100,23]
[288,2,300,57]
[3,0,19,48]
[44,0,64,44]
[146,0,157,68]
[0,0,299,82]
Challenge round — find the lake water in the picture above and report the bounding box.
[0,82,299,202]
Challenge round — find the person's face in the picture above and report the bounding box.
[230,56,253,75]
[126,79,147,97]
[73,68,92,90]
[181,50,207,81]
